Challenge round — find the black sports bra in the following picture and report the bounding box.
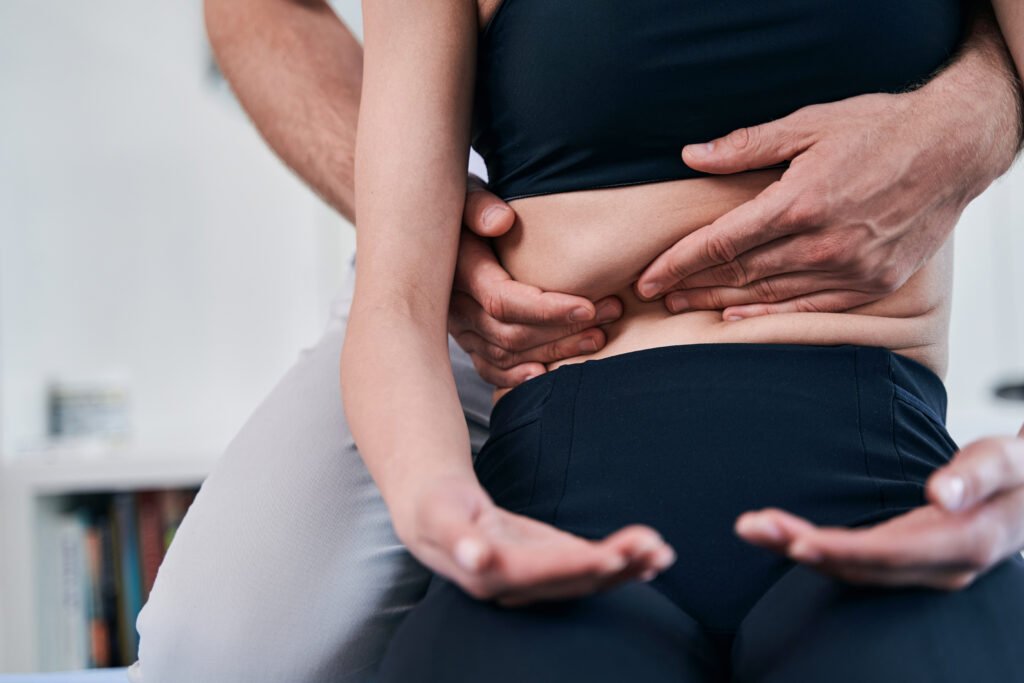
[471,0,963,201]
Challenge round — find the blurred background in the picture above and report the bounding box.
[0,0,1021,675]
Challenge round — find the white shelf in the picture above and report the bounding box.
[1,453,216,673]
[4,451,217,495]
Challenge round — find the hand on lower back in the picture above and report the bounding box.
[450,176,623,388]
[394,474,675,607]
[634,37,1020,318]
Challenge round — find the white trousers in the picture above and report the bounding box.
[132,260,493,682]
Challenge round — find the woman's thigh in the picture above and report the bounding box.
[377,579,728,683]
[136,285,492,683]
[733,556,1024,683]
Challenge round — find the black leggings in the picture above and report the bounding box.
[378,344,1024,682]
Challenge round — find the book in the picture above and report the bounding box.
[56,513,90,670]
[135,491,162,599]
[111,493,143,662]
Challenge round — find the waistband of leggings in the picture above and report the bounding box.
[489,343,948,435]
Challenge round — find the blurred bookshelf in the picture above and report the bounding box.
[1,454,215,672]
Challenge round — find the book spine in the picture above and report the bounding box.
[135,491,163,599]
[112,493,143,663]
[56,515,90,670]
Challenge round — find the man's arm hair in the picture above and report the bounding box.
[952,1,1024,156]
[204,0,362,224]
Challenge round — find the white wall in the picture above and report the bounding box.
[0,0,362,458]
[946,165,1024,443]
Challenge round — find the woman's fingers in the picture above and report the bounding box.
[927,425,1024,512]
[734,507,816,552]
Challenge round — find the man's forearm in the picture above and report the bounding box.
[205,0,362,223]
[923,1,1023,188]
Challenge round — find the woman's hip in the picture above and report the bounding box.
[474,343,958,630]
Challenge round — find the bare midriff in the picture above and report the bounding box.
[492,170,952,402]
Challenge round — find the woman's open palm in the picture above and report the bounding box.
[399,476,676,607]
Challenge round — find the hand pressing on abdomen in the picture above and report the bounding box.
[392,474,675,607]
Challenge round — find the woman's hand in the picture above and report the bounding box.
[393,474,675,607]
[735,424,1024,590]
[449,176,623,388]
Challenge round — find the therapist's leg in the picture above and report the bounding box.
[733,556,1024,683]
[134,263,493,683]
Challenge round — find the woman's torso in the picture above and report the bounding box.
[474,0,961,399]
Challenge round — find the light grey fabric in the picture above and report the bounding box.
[134,259,492,682]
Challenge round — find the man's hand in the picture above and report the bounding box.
[395,475,675,607]
[449,177,623,387]
[735,424,1024,590]
[635,15,1020,319]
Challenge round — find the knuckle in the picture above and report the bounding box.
[805,237,846,269]
[491,325,522,352]
[781,194,824,228]
[751,278,782,302]
[794,298,826,314]
[702,234,739,266]
[695,289,727,311]
[724,259,749,287]
[481,290,509,322]
[484,344,514,367]
[726,125,757,151]
[872,263,904,293]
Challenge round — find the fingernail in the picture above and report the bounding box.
[596,301,620,321]
[578,336,599,353]
[568,306,594,323]
[935,475,965,511]
[637,281,662,299]
[454,538,486,572]
[725,314,744,322]
[685,141,715,158]
[666,294,689,313]
[789,540,822,564]
[482,205,508,230]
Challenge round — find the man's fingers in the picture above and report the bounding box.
[663,277,878,316]
[450,291,621,352]
[457,232,593,326]
[463,176,515,238]
[927,429,1024,512]
[718,290,879,319]
[671,237,799,290]
[635,182,796,298]
[455,327,607,370]
[468,355,545,389]
[681,108,815,174]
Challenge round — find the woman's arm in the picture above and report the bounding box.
[994,0,1024,81]
[345,0,477,519]
[345,0,673,604]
